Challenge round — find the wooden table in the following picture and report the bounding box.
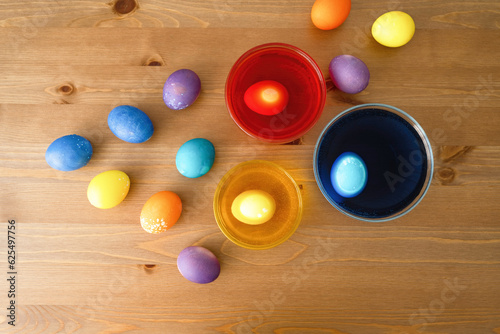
[1,0,499,333]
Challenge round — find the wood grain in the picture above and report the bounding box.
[1,0,500,333]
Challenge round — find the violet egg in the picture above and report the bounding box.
[177,246,220,284]
[163,69,201,110]
[329,55,370,94]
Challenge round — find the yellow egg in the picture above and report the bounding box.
[231,190,276,225]
[372,11,415,48]
[87,170,130,209]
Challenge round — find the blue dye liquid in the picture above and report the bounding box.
[317,108,428,219]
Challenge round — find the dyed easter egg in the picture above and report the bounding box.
[372,11,415,47]
[140,191,182,234]
[231,190,276,225]
[163,69,201,110]
[177,246,220,284]
[330,152,367,198]
[329,55,370,94]
[244,80,289,116]
[108,105,154,143]
[45,134,93,171]
[87,170,130,209]
[311,0,351,30]
[176,138,215,178]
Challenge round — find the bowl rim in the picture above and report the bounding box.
[313,103,434,222]
[225,42,327,144]
[213,159,303,249]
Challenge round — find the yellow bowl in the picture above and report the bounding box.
[213,160,303,249]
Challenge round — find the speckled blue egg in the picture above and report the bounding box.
[45,134,93,171]
[177,246,220,284]
[176,138,215,178]
[108,105,154,143]
[163,69,201,110]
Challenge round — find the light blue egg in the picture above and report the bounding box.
[330,152,367,198]
[45,134,93,171]
[176,138,215,178]
[108,105,154,143]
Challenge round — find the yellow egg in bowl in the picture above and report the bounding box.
[213,160,303,250]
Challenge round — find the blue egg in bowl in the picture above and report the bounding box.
[176,138,215,178]
[330,152,367,198]
[108,105,154,144]
[45,134,93,171]
[313,103,434,222]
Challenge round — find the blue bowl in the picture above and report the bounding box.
[313,103,433,222]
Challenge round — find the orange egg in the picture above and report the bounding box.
[311,0,351,30]
[140,191,182,234]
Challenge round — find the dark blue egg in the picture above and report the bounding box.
[108,105,154,143]
[45,134,93,171]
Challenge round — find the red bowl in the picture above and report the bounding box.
[226,43,327,144]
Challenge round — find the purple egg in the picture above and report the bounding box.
[177,246,220,284]
[329,55,370,94]
[163,69,201,110]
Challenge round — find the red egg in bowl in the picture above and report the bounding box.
[226,43,327,144]
[244,80,289,116]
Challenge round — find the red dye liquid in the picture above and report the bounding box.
[226,43,326,144]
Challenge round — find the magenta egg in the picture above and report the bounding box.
[177,246,220,284]
[329,55,370,94]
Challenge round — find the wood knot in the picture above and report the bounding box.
[337,93,361,106]
[143,55,165,66]
[298,184,304,190]
[440,146,473,163]
[53,99,70,104]
[58,83,74,95]
[436,167,455,185]
[283,137,303,145]
[112,0,138,16]
[142,264,157,274]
